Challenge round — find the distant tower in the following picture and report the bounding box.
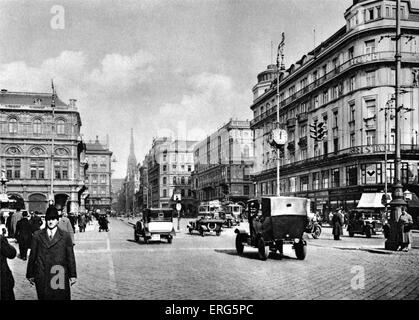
[125,128,137,213]
[126,128,137,180]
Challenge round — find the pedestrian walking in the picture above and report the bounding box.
[15,211,32,260]
[78,213,87,232]
[58,212,75,245]
[0,234,17,300]
[398,206,413,252]
[30,211,43,234]
[5,211,13,237]
[11,209,23,239]
[332,209,344,240]
[26,206,77,300]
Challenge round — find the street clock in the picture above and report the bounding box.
[270,128,287,146]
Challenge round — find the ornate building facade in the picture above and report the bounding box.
[0,89,87,213]
[192,119,254,206]
[143,137,198,212]
[250,0,419,218]
[84,136,113,213]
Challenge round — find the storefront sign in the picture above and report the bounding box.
[349,144,393,155]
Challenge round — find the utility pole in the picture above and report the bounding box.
[275,33,285,196]
[50,80,56,206]
[386,0,406,251]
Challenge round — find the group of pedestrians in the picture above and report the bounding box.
[328,206,414,251]
[1,206,78,301]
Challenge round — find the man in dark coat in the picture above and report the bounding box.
[26,206,77,300]
[332,209,344,240]
[6,211,14,238]
[1,234,17,300]
[30,211,43,234]
[15,211,33,260]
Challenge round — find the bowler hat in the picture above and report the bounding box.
[45,206,59,221]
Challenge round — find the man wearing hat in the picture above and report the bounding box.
[26,206,77,300]
[15,211,32,260]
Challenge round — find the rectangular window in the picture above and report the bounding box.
[314,95,319,108]
[332,168,340,188]
[366,70,376,86]
[346,165,358,186]
[300,176,309,191]
[321,170,329,189]
[365,39,376,54]
[349,76,355,91]
[54,160,69,180]
[322,90,328,104]
[312,172,320,190]
[6,159,21,180]
[333,138,339,153]
[350,133,356,147]
[333,111,338,128]
[300,124,307,138]
[349,102,355,122]
[366,130,376,145]
[348,47,354,60]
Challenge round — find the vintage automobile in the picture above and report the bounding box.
[187,205,224,236]
[235,197,310,261]
[134,208,175,243]
[220,203,242,228]
[347,209,384,238]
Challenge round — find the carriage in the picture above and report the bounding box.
[235,196,310,260]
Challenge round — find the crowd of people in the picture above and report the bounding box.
[0,207,99,301]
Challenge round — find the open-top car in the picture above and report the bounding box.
[347,209,385,238]
[187,205,224,236]
[235,196,310,260]
[134,208,175,243]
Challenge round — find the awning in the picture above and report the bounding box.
[357,193,391,208]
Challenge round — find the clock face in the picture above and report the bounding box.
[272,129,287,145]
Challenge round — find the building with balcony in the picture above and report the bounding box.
[0,89,87,213]
[142,137,198,213]
[84,136,113,213]
[192,119,254,206]
[250,0,419,218]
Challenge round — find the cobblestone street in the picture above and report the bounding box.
[8,218,419,300]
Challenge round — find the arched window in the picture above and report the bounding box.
[173,177,177,185]
[56,119,65,135]
[33,119,42,134]
[9,118,18,134]
[242,145,250,158]
[163,177,167,185]
[181,177,185,185]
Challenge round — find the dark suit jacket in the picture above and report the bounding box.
[15,218,33,247]
[26,228,77,300]
[0,235,17,299]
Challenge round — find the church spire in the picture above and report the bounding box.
[126,128,137,179]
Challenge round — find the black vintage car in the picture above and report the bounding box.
[346,209,385,238]
[235,197,310,261]
[187,208,223,237]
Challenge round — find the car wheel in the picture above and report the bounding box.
[235,233,244,255]
[144,237,148,244]
[294,241,307,260]
[200,229,204,237]
[257,237,269,261]
[134,231,139,242]
[188,227,192,234]
[216,231,221,236]
[312,226,321,239]
[348,227,354,237]
[365,227,372,238]
[168,237,172,244]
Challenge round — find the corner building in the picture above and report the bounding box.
[250,0,419,218]
[0,89,87,213]
[192,119,254,205]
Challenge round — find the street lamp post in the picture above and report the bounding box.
[386,0,407,250]
[50,81,56,206]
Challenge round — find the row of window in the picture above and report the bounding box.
[5,158,69,180]
[162,164,192,172]
[89,187,109,195]
[162,176,191,186]
[258,162,410,195]
[86,174,109,184]
[6,118,67,135]
[349,4,407,29]
[161,188,192,198]
[161,152,194,163]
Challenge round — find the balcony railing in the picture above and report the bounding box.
[250,51,418,127]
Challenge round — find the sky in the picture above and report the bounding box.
[0,0,361,178]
